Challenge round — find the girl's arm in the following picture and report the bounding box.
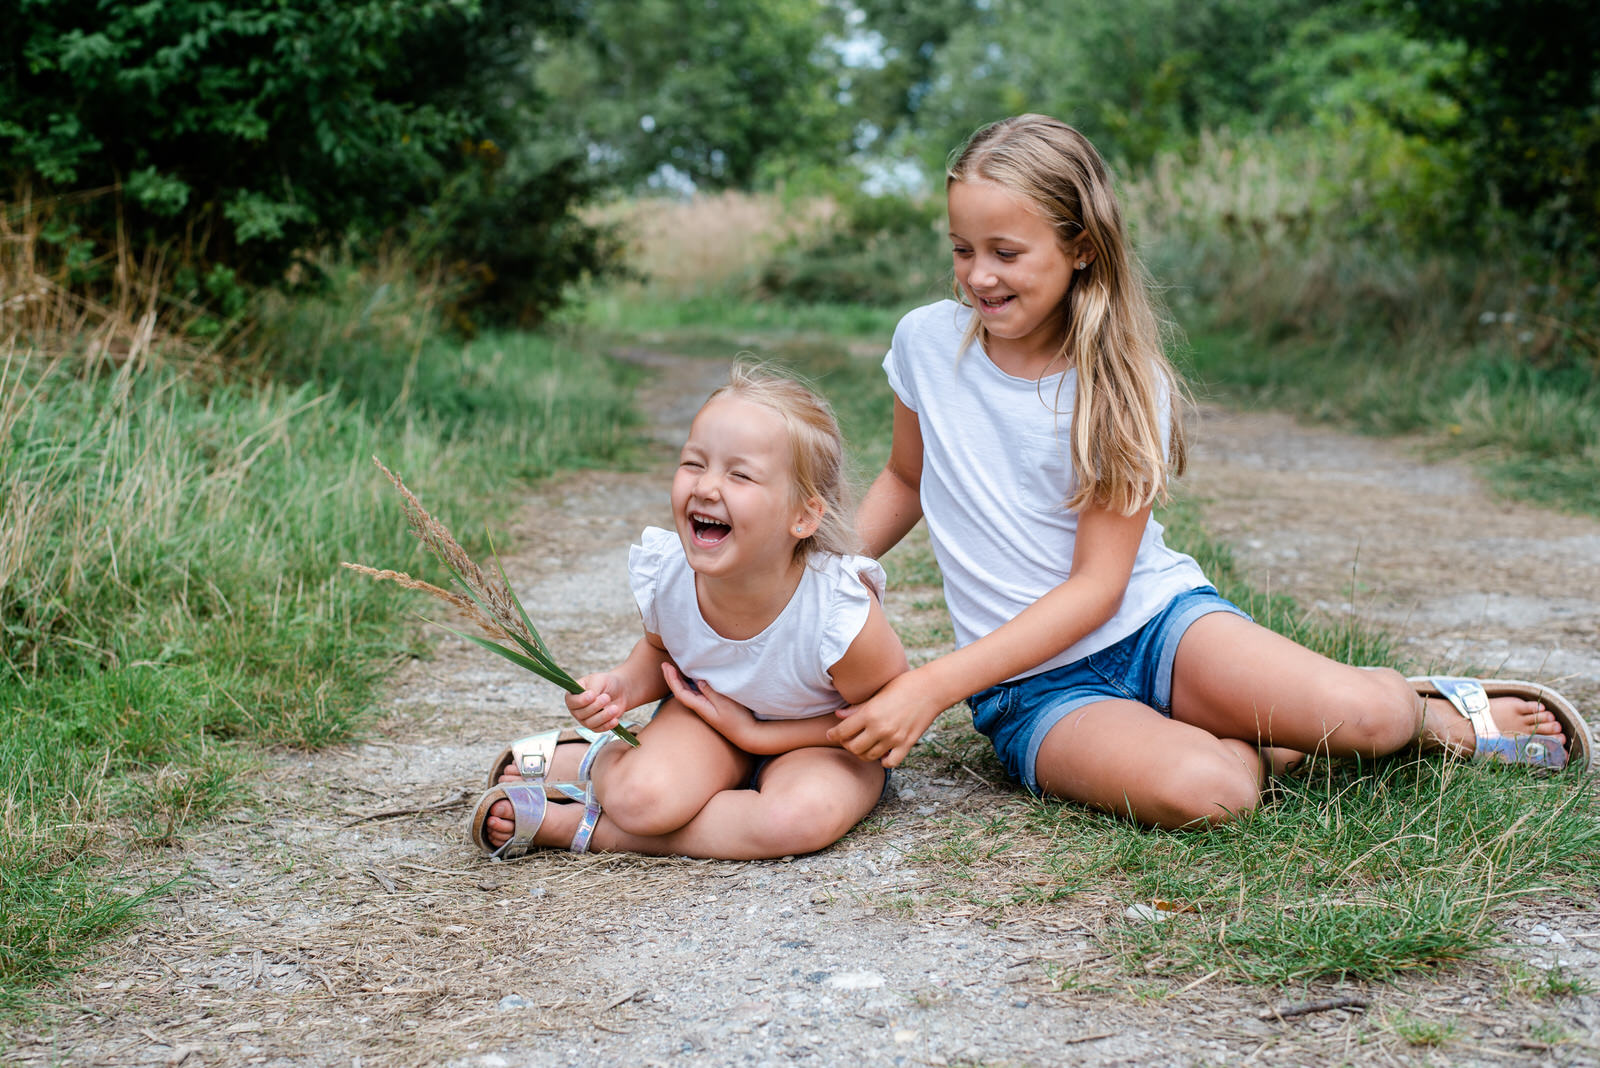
[565,632,672,733]
[857,398,925,559]
[663,666,840,755]
[829,500,1149,766]
[663,595,910,756]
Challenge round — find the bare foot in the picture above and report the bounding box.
[1260,746,1306,778]
[482,793,582,851]
[1422,695,1566,757]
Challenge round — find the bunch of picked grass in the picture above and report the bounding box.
[343,458,638,747]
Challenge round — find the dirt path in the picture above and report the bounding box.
[12,358,1600,1068]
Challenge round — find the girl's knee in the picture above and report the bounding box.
[1143,754,1259,829]
[595,764,694,837]
[1335,668,1419,755]
[754,804,847,857]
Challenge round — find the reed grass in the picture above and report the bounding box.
[344,460,639,746]
[1126,129,1600,516]
[587,192,834,300]
[1,184,240,368]
[0,223,642,1002]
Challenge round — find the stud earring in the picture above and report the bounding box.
[1076,260,1087,270]
[793,525,806,535]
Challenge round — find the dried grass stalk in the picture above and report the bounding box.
[343,458,639,747]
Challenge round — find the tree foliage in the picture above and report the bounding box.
[536,0,853,190]
[0,0,612,325]
[1379,0,1600,255]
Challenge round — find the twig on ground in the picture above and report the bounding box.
[1259,996,1368,1021]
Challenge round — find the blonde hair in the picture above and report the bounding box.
[705,362,858,560]
[947,114,1187,515]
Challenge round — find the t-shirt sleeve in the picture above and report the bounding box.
[626,526,677,635]
[882,312,920,413]
[819,555,889,673]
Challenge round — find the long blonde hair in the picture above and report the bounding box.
[948,114,1187,515]
[706,362,858,561]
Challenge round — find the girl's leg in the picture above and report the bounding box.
[586,701,755,836]
[1033,699,1268,829]
[519,746,886,859]
[481,700,752,849]
[1168,612,1565,756]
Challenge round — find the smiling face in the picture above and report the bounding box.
[670,396,819,581]
[948,178,1094,373]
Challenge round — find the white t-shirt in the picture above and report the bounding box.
[628,526,888,720]
[884,300,1208,681]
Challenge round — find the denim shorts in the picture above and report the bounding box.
[968,586,1250,794]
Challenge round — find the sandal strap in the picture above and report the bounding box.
[1425,676,1569,770]
[1429,676,1499,744]
[492,783,547,860]
[570,794,602,853]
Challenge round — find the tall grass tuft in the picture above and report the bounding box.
[1,185,240,368]
[1128,128,1600,516]
[0,242,641,1001]
[344,460,638,747]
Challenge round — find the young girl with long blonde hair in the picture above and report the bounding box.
[473,364,908,857]
[827,114,1590,826]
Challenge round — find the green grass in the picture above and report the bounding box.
[0,268,642,1004]
[573,288,908,343]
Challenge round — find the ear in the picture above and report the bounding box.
[1069,234,1097,269]
[791,497,826,539]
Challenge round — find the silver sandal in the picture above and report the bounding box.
[469,778,604,858]
[486,724,641,799]
[471,727,638,858]
[1411,676,1593,772]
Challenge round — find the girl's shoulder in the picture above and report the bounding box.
[628,525,685,584]
[896,298,970,341]
[805,549,886,604]
[804,550,889,669]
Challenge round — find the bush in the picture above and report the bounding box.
[756,192,947,307]
[0,0,616,328]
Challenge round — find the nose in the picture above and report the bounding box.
[965,255,998,290]
[692,467,721,500]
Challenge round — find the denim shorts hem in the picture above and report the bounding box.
[1020,695,1103,794]
[969,586,1252,796]
[1152,599,1250,711]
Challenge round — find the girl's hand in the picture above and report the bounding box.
[828,670,947,767]
[565,671,630,733]
[662,663,758,749]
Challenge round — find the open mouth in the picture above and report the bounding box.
[690,512,731,545]
[977,295,1015,312]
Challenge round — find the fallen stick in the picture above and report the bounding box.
[1259,996,1368,1021]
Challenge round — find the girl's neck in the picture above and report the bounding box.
[983,329,1070,381]
[693,553,809,641]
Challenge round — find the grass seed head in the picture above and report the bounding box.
[369,458,537,648]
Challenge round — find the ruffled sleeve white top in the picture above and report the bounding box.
[627,526,887,720]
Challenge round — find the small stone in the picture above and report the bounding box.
[476,877,503,892]
[825,971,886,990]
[497,994,532,1010]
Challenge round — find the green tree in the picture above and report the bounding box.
[1379,0,1600,255]
[536,0,853,189]
[0,0,613,324]
[897,0,1339,170]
